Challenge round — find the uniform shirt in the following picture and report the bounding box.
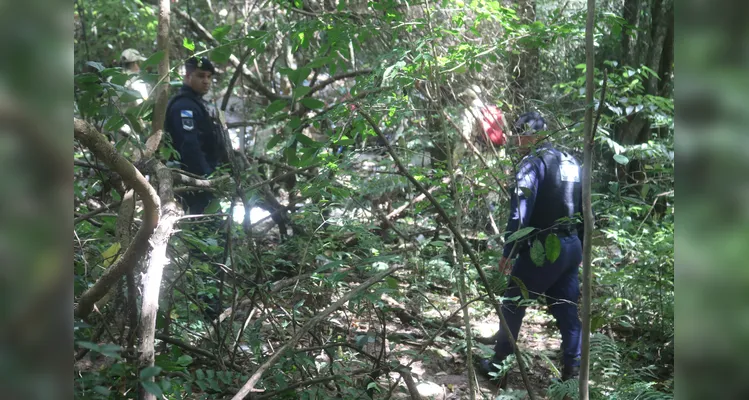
[165,85,222,176]
[503,143,585,258]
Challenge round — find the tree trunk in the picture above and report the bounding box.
[137,0,171,399]
[646,0,671,95]
[620,0,641,66]
[580,0,596,397]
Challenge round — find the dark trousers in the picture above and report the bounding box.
[494,235,583,368]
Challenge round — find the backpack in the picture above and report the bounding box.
[479,105,506,145]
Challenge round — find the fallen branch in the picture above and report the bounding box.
[231,265,403,399]
[74,119,160,320]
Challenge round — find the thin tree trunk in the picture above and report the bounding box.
[580,0,596,397]
[647,0,671,95]
[137,0,171,398]
[137,171,179,400]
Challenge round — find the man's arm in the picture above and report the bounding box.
[168,100,212,176]
[502,157,543,258]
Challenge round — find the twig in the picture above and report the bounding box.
[74,201,123,224]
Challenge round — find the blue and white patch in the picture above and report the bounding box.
[559,161,580,183]
[180,110,194,131]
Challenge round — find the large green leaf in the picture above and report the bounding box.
[183,38,195,52]
[212,25,233,43]
[266,99,289,114]
[545,233,561,263]
[530,239,545,266]
[301,98,325,109]
[141,51,164,70]
[613,154,629,165]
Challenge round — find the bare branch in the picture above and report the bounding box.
[73,119,160,320]
[306,69,374,97]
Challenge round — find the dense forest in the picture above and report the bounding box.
[73,0,674,399]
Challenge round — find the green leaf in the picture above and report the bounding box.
[93,386,111,396]
[613,154,629,165]
[141,51,165,70]
[140,366,163,380]
[505,227,535,244]
[210,46,232,64]
[289,116,302,129]
[141,381,163,397]
[104,116,125,132]
[176,355,193,366]
[316,260,345,273]
[266,133,284,150]
[294,86,312,99]
[212,25,233,42]
[196,369,206,380]
[530,239,545,266]
[183,38,195,52]
[385,276,399,289]
[284,143,299,166]
[301,98,325,109]
[204,199,222,214]
[76,341,101,352]
[295,133,323,148]
[545,234,561,263]
[266,100,289,115]
[289,67,311,85]
[86,61,105,71]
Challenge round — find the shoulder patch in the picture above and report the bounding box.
[180,110,193,118]
[559,160,580,183]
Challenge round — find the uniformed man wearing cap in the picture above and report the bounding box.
[165,56,227,215]
[477,112,586,388]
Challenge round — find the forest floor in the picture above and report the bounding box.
[382,293,563,400]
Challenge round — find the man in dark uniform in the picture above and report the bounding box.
[165,56,225,215]
[165,56,227,321]
[478,112,585,387]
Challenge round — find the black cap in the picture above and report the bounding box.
[514,111,547,136]
[185,56,216,74]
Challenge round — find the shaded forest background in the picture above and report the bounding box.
[73,0,673,399]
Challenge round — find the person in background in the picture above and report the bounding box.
[119,48,150,105]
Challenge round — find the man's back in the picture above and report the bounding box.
[527,144,582,234]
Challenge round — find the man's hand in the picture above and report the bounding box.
[499,256,513,275]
